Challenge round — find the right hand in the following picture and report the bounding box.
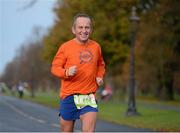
[66,65,77,77]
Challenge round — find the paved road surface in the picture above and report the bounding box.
[0,95,150,132]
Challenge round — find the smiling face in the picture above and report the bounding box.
[72,17,92,44]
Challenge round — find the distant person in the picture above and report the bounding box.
[51,13,106,132]
[101,83,113,101]
[17,82,24,98]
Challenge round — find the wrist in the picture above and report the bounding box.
[65,69,69,77]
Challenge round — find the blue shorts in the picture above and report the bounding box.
[59,94,98,121]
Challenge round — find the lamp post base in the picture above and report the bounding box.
[126,109,141,116]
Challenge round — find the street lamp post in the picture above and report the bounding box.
[126,6,140,116]
[30,63,35,98]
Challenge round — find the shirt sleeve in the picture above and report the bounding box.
[96,45,106,78]
[51,45,68,79]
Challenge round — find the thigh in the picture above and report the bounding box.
[80,112,97,132]
[59,95,79,132]
[60,117,75,132]
[60,95,79,120]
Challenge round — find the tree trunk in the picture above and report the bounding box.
[164,75,174,100]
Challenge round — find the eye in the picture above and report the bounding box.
[78,26,83,29]
[85,26,90,30]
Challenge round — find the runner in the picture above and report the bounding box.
[51,13,106,132]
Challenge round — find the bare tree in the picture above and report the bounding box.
[17,0,38,11]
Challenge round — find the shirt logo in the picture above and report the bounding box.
[79,49,93,64]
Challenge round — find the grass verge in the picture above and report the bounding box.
[98,101,180,132]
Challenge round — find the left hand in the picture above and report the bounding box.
[96,77,104,86]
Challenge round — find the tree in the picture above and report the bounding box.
[136,0,180,100]
[0,27,59,96]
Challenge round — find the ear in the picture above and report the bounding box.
[90,28,93,34]
[72,26,75,34]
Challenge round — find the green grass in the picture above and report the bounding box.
[98,101,180,132]
[8,89,60,109]
[23,90,59,108]
[136,94,180,106]
[5,90,180,132]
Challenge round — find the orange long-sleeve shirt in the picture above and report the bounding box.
[51,39,106,99]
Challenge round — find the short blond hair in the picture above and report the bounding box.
[73,13,93,27]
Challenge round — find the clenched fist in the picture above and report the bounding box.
[66,65,77,77]
[96,77,104,86]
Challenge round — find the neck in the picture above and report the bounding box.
[74,38,89,45]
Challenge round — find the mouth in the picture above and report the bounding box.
[80,34,88,38]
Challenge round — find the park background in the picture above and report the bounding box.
[0,0,180,132]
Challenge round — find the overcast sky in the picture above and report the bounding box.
[0,0,56,75]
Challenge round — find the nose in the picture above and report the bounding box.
[82,27,86,33]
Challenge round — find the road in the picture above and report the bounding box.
[0,95,150,132]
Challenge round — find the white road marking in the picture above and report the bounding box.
[4,100,58,128]
[3,99,82,131]
[51,123,59,128]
